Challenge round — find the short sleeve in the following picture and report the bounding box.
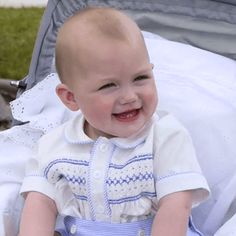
[153,112,210,206]
[20,139,57,200]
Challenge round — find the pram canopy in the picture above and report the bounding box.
[20,0,236,93]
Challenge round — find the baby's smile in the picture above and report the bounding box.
[112,108,140,122]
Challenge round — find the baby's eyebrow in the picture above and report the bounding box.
[134,68,153,77]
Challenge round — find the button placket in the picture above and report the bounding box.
[70,224,77,235]
[138,229,145,236]
[93,170,102,179]
[89,138,112,221]
[99,143,109,152]
[96,205,105,213]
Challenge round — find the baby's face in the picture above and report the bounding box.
[69,38,158,139]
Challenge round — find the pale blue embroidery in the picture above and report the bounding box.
[107,172,154,186]
[109,154,153,169]
[109,192,157,204]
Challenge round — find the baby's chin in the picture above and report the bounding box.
[110,126,146,139]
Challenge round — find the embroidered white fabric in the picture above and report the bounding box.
[0,73,75,236]
[10,73,74,136]
[0,32,235,236]
[144,32,236,236]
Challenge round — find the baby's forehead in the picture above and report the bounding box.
[60,8,141,42]
[56,8,147,82]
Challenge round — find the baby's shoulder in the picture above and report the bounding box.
[151,110,191,146]
[38,119,71,149]
[153,110,187,133]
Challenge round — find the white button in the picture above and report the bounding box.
[93,170,102,179]
[96,205,105,213]
[70,224,77,234]
[99,143,108,152]
[138,229,145,236]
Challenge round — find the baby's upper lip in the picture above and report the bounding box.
[113,108,141,115]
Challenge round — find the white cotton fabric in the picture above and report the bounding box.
[0,74,74,236]
[214,213,236,236]
[20,111,209,222]
[10,73,74,134]
[0,32,235,235]
[143,32,236,236]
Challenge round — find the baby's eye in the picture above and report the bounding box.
[98,82,116,90]
[134,75,149,81]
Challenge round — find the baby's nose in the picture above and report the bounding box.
[119,89,138,105]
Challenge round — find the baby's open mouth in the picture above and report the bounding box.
[113,109,140,121]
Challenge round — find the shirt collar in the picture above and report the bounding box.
[109,117,155,148]
[64,112,93,144]
[64,112,158,149]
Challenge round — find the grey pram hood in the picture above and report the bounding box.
[19,0,236,95]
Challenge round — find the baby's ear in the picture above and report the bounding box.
[56,83,80,111]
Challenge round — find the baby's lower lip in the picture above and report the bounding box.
[113,109,140,122]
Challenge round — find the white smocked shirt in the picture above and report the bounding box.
[21,111,210,223]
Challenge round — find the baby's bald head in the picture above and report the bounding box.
[55,7,146,85]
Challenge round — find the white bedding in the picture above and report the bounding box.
[0,32,235,236]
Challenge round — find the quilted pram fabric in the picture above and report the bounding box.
[0,1,236,236]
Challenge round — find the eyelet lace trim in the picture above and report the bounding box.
[2,73,74,148]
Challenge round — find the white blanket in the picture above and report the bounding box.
[0,32,235,236]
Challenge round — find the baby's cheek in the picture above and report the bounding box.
[146,89,158,108]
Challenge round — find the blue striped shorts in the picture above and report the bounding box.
[56,215,203,236]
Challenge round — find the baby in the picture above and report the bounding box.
[18,7,210,236]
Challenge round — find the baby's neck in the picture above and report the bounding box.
[83,120,114,140]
